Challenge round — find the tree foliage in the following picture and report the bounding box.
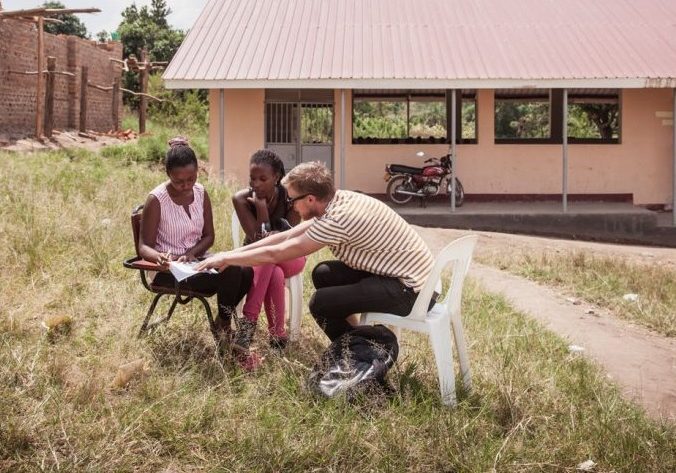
[42,1,88,39]
[117,0,184,62]
[572,104,619,139]
[117,0,186,108]
[147,74,208,131]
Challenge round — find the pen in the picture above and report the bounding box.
[160,251,171,264]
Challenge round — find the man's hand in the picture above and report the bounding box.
[195,252,230,272]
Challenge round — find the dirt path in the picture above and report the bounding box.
[415,226,676,421]
[1,130,132,153]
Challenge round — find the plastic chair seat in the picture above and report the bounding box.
[361,234,478,406]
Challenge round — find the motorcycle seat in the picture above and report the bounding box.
[389,164,424,174]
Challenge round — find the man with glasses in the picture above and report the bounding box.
[197,161,434,342]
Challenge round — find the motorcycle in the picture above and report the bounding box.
[385,151,465,207]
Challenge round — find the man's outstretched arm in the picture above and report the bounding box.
[196,233,325,271]
[229,219,314,253]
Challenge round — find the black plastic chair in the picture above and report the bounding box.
[123,205,219,340]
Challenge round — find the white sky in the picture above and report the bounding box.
[3,1,208,36]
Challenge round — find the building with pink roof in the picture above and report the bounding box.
[164,0,676,217]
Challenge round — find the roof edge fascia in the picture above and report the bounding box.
[163,78,676,90]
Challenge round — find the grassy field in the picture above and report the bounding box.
[480,252,676,337]
[1,148,675,472]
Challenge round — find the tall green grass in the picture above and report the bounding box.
[0,149,674,471]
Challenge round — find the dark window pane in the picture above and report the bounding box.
[462,99,476,140]
[409,100,446,139]
[353,100,407,139]
[568,101,620,140]
[495,99,550,139]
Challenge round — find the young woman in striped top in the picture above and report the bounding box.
[138,137,253,336]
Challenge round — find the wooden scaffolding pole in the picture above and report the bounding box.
[44,56,56,137]
[79,66,88,132]
[112,77,120,132]
[139,48,149,134]
[0,7,101,18]
[35,16,45,138]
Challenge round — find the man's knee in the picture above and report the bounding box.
[311,262,332,288]
[308,291,321,318]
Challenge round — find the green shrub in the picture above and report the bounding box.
[147,74,209,131]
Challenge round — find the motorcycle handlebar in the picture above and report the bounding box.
[423,155,451,164]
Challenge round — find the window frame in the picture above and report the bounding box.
[351,90,477,145]
[494,89,621,145]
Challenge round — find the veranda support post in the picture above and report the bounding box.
[562,88,569,213]
[450,89,457,212]
[340,89,346,189]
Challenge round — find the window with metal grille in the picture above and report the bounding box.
[265,103,296,144]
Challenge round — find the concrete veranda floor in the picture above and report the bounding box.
[386,200,676,247]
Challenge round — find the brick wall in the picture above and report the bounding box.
[0,19,123,138]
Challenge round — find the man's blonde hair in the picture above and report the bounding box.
[281,162,335,201]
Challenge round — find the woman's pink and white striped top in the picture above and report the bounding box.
[150,182,205,256]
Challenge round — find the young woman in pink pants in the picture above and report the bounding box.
[231,150,306,366]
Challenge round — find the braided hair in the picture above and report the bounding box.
[250,149,285,184]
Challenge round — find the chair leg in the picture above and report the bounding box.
[451,313,472,392]
[141,295,181,334]
[196,296,218,343]
[390,326,404,358]
[138,293,165,336]
[428,319,457,406]
[390,326,402,340]
[288,276,303,342]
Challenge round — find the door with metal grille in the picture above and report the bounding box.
[265,90,333,173]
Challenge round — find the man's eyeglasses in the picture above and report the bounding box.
[286,193,310,206]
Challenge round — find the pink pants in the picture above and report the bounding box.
[242,256,306,338]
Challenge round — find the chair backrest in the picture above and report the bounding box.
[231,212,242,249]
[408,234,478,321]
[131,204,144,257]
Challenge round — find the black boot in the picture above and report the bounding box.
[232,318,257,353]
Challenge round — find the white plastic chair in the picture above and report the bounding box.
[360,234,478,406]
[231,212,304,342]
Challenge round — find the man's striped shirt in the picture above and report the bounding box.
[306,190,434,292]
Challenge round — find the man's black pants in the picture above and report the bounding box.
[309,260,418,341]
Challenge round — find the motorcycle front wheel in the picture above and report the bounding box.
[446,178,465,207]
[386,176,414,205]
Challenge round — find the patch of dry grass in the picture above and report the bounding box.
[480,251,676,337]
[0,149,674,471]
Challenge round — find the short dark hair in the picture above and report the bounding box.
[250,149,285,179]
[165,137,197,172]
[281,162,335,201]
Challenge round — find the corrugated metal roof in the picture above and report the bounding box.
[164,0,676,89]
